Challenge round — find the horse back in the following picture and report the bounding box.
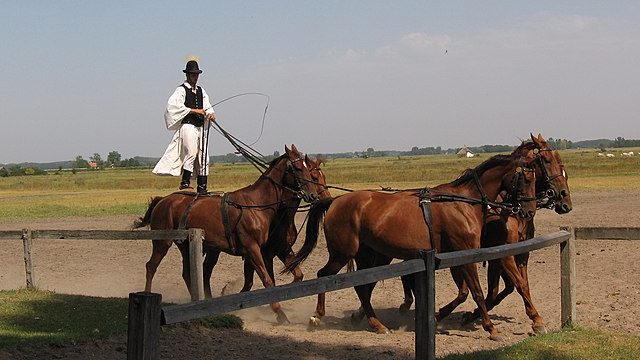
[324,191,430,259]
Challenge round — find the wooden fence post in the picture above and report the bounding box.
[21,228,35,290]
[127,292,162,360]
[559,226,576,328]
[414,249,436,360]
[188,228,205,301]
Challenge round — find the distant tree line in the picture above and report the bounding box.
[73,151,141,169]
[3,136,640,177]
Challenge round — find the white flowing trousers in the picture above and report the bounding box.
[181,124,210,176]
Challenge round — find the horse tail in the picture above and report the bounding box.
[282,197,334,274]
[132,196,164,229]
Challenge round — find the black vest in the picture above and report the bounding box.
[180,84,204,127]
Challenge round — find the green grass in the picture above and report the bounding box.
[442,327,640,360]
[0,289,242,349]
[1,148,640,220]
[0,289,128,348]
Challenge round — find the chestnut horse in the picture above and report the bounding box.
[286,151,538,339]
[397,134,572,334]
[231,156,332,293]
[134,145,317,323]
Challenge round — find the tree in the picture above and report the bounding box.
[74,155,89,168]
[90,153,103,167]
[107,151,121,166]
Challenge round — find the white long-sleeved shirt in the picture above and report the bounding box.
[164,82,215,131]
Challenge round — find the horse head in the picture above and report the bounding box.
[305,155,331,200]
[514,134,572,214]
[503,149,538,219]
[281,144,318,203]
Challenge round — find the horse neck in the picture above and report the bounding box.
[245,159,299,206]
[475,162,516,201]
[442,162,515,202]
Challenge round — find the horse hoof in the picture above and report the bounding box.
[489,333,502,341]
[308,316,321,329]
[350,310,366,325]
[374,327,391,334]
[276,313,290,325]
[532,325,547,335]
[398,303,410,315]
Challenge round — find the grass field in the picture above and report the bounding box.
[1,148,639,221]
[1,291,637,359]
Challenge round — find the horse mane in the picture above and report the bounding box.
[451,154,515,186]
[512,140,536,154]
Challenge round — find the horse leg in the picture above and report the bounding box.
[245,244,289,324]
[240,260,255,292]
[486,259,505,310]
[350,245,379,325]
[437,266,468,322]
[516,254,545,333]
[352,250,393,334]
[310,253,351,329]
[468,258,506,323]
[461,263,500,340]
[176,241,192,295]
[144,240,172,292]
[278,250,304,283]
[203,249,221,298]
[399,274,415,315]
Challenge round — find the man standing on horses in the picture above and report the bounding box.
[153,58,216,194]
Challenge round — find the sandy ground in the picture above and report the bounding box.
[0,191,639,359]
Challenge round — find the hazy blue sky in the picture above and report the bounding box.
[2,1,639,163]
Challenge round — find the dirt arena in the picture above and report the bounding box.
[1,191,639,359]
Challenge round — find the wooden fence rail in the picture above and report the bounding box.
[0,228,206,301]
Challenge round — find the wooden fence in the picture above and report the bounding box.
[3,226,639,359]
[128,229,579,360]
[0,228,206,301]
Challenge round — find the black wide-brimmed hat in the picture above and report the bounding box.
[183,60,203,74]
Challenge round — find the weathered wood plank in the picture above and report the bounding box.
[435,230,570,270]
[414,250,436,360]
[162,258,426,325]
[22,229,35,290]
[0,230,24,240]
[560,227,576,328]
[127,292,162,360]
[188,228,205,301]
[28,229,191,240]
[574,227,640,240]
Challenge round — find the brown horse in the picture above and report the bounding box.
[286,150,539,339]
[134,145,317,323]
[397,133,572,334]
[234,156,332,293]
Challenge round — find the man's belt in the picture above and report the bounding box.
[181,115,204,127]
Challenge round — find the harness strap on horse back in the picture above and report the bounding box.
[419,187,436,251]
[178,193,200,239]
[220,193,242,256]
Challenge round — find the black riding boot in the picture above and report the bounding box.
[197,175,208,194]
[179,169,192,190]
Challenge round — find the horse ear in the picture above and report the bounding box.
[530,133,537,143]
[537,133,545,142]
[285,145,291,155]
[291,144,299,153]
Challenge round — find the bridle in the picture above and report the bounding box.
[422,157,537,218]
[502,164,537,218]
[260,156,317,204]
[530,148,567,209]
